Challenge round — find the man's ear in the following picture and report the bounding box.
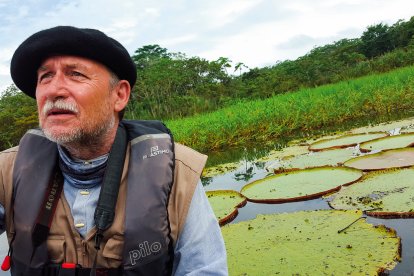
[113,80,131,112]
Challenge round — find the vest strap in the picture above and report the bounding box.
[31,169,64,264]
[94,125,128,235]
[32,169,64,247]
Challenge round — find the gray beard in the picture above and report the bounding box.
[43,115,115,147]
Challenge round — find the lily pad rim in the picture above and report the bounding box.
[327,167,414,218]
[241,165,364,204]
[344,147,414,171]
[308,131,389,152]
[206,189,247,226]
[359,132,414,153]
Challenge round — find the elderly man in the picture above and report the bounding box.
[0,26,227,275]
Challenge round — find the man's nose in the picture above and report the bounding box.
[41,72,70,98]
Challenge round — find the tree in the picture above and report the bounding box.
[234,62,248,76]
[132,44,170,70]
[388,17,414,49]
[0,85,38,150]
[127,46,235,120]
[360,23,393,58]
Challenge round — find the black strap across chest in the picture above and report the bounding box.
[31,169,64,261]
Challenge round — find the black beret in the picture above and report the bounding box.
[10,26,137,98]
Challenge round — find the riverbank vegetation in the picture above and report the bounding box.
[166,66,414,152]
[1,16,414,151]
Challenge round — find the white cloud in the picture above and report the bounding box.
[1,0,414,91]
[144,7,160,17]
[159,34,198,48]
[0,65,8,76]
[199,0,263,29]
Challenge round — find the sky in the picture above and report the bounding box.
[0,0,414,93]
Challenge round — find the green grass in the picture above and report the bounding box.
[166,66,414,153]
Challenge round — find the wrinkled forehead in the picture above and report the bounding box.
[36,55,113,79]
[38,55,103,71]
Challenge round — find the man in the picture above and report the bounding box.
[0,26,228,275]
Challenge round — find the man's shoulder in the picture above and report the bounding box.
[0,146,19,170]
[174,143,207,175]
[0,146,19,156]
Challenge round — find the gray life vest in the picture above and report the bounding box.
[10,120,175,275]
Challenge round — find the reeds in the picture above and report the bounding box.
[166,66,414,152]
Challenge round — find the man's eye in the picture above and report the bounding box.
[38,72,53,82]
[70,71,85,77]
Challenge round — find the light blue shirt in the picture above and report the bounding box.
[173,182,228,275]
[0,161,228,275]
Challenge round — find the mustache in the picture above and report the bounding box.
[42,99,79,116]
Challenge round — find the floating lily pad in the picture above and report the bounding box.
[275,148,357,171]
[402,129,414,133]
[203,161,242,177]
[328,168,414,217]
[222,210,400,275]
[360,133,414,152]
[206,190,247,225]
[240,166,363,203]
[257,144,309,162]
[351,117,414,133]
[344,148,414,171]
[309,132,388,152]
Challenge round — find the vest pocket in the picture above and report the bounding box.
[102,235,123,266]
[47,235,66,263]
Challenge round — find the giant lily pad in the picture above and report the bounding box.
[328,168,414,217]
[258,144,309,162]
[360,132,414,152]
[309,132,388,152]
[206,190,246,225]
[275,148,357,171]
[240,166,363,203]
[402,129,414,134]
[351,117,414,134]
[203,161,242,177]
[344,148,414,171]
[222,210,400,275]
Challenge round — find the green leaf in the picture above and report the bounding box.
[351,117,414,133]
[329,167,414,217]
[241,166,363,203]
[360,132,414,152]
[222,210,400,275]
[203,161,242,178]
[344,148,414,171]
[257,144,309,162]
[309,132,388,151]
[206,190,246,225]
[277,148,357,171]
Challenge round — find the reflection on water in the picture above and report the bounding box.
[206,144,285,168]
[203,159,270,191]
